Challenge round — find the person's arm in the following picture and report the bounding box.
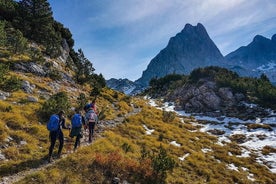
[60,118,69,129]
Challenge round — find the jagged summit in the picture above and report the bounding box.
[225,33,276,83]
[135,23,225,87]
[272,34,276,42]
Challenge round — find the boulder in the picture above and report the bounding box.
[27,96,38,102]
[22,80,36,93]
[14,62,47,76]
[0,90,10,100]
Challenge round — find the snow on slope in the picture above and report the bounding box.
[146,97,276,173]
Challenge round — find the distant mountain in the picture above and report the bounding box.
[107,24,276,95]
[135,23,226,87]
[106,78,137,95]
[225,34,276,83]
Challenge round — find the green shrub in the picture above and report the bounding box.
[48,69,62,80]
[162,110,175,123]
[39,92,70,122]
[1,76,22,92]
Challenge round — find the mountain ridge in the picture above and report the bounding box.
[135,23,225,87]
[107,23,276,94]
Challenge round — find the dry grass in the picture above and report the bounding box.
[1,79,275,183]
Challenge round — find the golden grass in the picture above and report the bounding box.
[1,79,275,183]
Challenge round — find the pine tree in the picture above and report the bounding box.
[0,20,6,46]
[0,0,17,21]
[16,0,61,57]
[74,49,95,84]
[17,0,53,41]
[6,28,27,54]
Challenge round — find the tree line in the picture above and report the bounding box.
[0,0,105,90]
[147,66,276,109]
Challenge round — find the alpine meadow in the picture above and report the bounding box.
[0,0,276,184]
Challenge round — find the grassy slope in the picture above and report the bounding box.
[13,97,276,184]
[0,52,275,183]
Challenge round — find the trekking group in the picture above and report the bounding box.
[46,101,98,163]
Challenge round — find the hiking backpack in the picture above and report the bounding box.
[47,114,60,131]
[71,114,82,128]
[88,110,97,123]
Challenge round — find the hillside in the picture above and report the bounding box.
[1,1,276,184]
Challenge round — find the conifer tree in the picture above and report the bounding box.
[17,0,53,41]
[75,49,95,84]
[0,21,6,46]
[16,0,61,57]
[0,0,17,21]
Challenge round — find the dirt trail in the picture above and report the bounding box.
[0,106,141,184]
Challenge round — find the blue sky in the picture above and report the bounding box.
[48,0,276,81]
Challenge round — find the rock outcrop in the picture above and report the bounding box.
[166,79,269,120]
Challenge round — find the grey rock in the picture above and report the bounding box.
[111,177,120,184]
[22,80,35,93]
[48,82,61,92]
[218,88,233,100]
[14,62,47,76]
[0,152,6,160]
[0,90,10,100]
[27,96,38,102]
[20,141,27,145]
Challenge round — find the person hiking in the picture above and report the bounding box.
[84,99,98,115]
[69,109,85,151]
[47,110,68,163]
[85,106,98,143]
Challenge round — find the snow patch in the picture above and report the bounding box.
[170,141,181,147]
[142,124,154,135]
[179,153,190,161]
[257,62,276,71]
[148,99,276,173]
[201,148,212,153]
[227,163,239,171]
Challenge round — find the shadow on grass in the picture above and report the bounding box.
[0,155,48,177]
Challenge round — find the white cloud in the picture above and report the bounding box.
[50,0,276,80]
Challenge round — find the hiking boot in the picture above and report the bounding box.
[57,153,61,159]
[48,156,53,163]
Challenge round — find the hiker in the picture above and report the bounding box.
[85,106,98,143]
[47,110,68,162]
[90,99,98,115]
[84,99,98,115]
[69,109,85,151]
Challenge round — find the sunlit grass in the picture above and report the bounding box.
[1,80,275,183]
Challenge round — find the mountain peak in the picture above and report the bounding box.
[272,34,276,42]
[181,23,207,35]
[135,23,225,87]
[253,35,270,43]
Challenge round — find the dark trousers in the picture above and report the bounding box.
[48,129,64,157]
[88,122,95,142]
[74,133,81,150]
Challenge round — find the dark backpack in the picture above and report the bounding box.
[71,114,82,128]
[47,114,59,131]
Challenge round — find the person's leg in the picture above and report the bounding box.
[74,134,81,151]
[57,130,64,157]
[88,123,92,142]
[48,131,57,162]
[91,122,95,137]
